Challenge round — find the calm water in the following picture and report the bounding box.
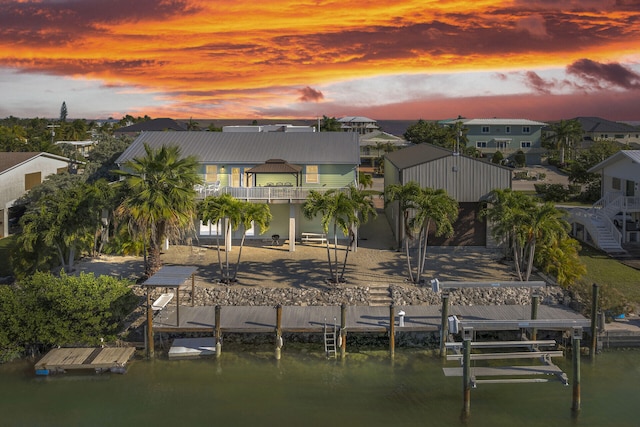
[0,348,638,427]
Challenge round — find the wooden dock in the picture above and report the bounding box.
[35,347,136,375]
[152,304,590,333]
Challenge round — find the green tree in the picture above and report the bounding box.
[492,150,504,164]
[0,272,136,358]
[318,115,341,132]
[403,119,467,150]
[198,194,272,283]
[358,172,373,190]
[60,101,68,122]
[115,144,201,276]
[546,119,582,164]
[384,181,422,257]
[186,117,200,131]
[303,186,376,284]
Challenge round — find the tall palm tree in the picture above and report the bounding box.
[550,119,582,164]
[384,181,422,275]
[409,188,458,284]
[115,143,201,276]
[303,186,375,284]
[198,194,272,283]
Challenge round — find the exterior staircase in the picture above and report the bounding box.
[369,285,392,306]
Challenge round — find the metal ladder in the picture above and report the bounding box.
[324,317,337,359]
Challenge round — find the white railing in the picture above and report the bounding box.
[568,208,621,249]
[201,186,349,201]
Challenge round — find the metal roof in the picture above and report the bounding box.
[385,143,513,172]
[461,118,547,126]
[588,150,640,173]
[115,131,360,165]
[141,266,197,288]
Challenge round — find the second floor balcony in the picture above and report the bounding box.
[196,184,350,203]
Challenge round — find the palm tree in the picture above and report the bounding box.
[408,188,458,284]
[550,119,582,164]
[358,172,373,190]
[384,181,422,255]
[302,186,375,284]
[115,143,201,276]
[198,194,272,283]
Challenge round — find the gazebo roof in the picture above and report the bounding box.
[245,159,303,174]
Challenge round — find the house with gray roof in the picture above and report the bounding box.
[566,150,640,253]
[384,144,512,247]
[338,116,379,135]
[116,132,360,251]
[444,118,547,165]
[572,117,640,147]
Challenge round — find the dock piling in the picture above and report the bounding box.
[215,305,222,358]
[572,327,582,415]
[146,288,154,359]
[530,294,539,340]
[461,327,472,421]
[440,293,449,358]
[590,284,599,359]
[340,303,347,359]
[389,304,395,358]
[275,304,283,360]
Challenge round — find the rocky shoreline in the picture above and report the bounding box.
[137,282,574,309]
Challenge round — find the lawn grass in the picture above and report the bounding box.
[579,245,640,306]
[0,236,15,277]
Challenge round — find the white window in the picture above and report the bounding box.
[522,126,531,134]
[306,165,319,183]
[481,126,490,134]
[476,141,487,148]
[199,220,222,236]
[521,141,532,148]
[505,126,511,134]
[205,165,218,182]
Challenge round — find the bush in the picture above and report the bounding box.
[513,150,526,167]
[534,183,571,202]
[492,151,504,164]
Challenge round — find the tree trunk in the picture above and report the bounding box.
[404,236,414,283]
[146,239,162,276]
[232,231,247,281]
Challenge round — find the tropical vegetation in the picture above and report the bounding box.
[198,194,272,283]
[385,182,458,284]
[115,143,201,277]
[302,185,376,284]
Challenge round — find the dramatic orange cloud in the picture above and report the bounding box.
[1,0,639,119]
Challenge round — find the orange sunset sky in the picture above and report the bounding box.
[1,0,640,121]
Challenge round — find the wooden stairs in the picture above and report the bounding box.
[369,285,392,306]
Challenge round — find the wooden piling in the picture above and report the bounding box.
[461,334,472,421]
[215,305,222,358]
[340,303,347,359]
[572,328,581,415]
[590,284,599,359]
[191,273,195,307]
[389,304,395,358]
[440,293,449,358]
[146,288,154,358]
[275,304,283,360]
[530,294,539,340]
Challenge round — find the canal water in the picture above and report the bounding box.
[0,348,638,426]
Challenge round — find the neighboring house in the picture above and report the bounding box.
[0,152,71,238]
[115,132,360,251]
[222,124,315,133]
[358,130,410,168]
[114,118,186,137]
[567,150,640,253]
[338,116,379,135]
[384,144,512,247]
[572,117,640,148]
[447,118,547,165]
[55,140,96,158]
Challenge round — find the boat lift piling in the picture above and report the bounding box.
[590,284,599,359]
[572,327,582,415]
[340,303,347,359]
[530,294,539,340]
[275,304,283,360]
[215,305,222,358]
[389,304,395,358]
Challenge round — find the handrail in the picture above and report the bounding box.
[207,186,350,201]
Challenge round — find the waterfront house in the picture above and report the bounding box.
[115,131,360,251]
[383,144,512,247]
[0,152,72,238]
[444,118,547,165]
[572,117,640,148]
[114,118,186,137]
[338,116,379,135]
[566,150,640,252]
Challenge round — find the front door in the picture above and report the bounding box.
[232,167,242,187]
[626,180,635,197]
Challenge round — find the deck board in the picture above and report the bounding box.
[35,347,136,373]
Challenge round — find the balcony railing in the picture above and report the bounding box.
[196,185,349,202]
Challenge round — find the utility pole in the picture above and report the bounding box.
[47,124,60,144]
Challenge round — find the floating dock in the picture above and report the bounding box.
[35,347,136,375]
[168,337,216,359]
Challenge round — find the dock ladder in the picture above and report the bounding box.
[324,317,338,359]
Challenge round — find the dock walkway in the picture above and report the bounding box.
[35,347,136,375]
[153,304,590,333]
